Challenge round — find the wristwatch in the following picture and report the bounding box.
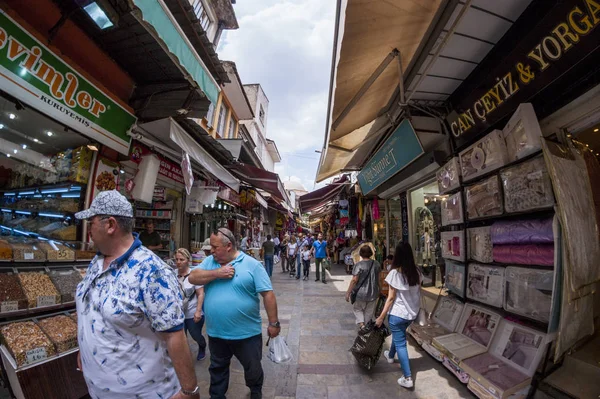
[181,386,199,396]
[269,321,281,328]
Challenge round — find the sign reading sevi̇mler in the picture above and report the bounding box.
[0,11,136,155]
[357,119,424,194]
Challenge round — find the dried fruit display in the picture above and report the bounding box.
[17,272,61,308]
[0,273,28,311]
[0,240,13,261]
[37,315,78,353]
[37,241,75,261]
[49,225,76,241]
[0,321,56,367]
[10,242,46,262]
[48,270,82,303]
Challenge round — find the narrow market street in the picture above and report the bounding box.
[188,260,474,399]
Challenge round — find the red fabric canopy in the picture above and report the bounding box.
[228,164,288,202]
[299,175,349,213]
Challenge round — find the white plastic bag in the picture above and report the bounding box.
[268,336,293,363]
[274,254,280,264]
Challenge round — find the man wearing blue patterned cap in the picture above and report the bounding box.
[74,190,200,399]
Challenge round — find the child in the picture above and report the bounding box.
[301,244,311,281]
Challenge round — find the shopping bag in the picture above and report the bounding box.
[274,254,280,264]
[349,320,390,370]
[324,259,331,270]
[267,336,293,363]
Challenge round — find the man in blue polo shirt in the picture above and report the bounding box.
[311,233,329,284]
[189,228,280,399]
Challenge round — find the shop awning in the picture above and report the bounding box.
[316,0,443,181]
[229,164,289,203]
[134,118,240,192]
[132,0,220,105]
[299,174,349,214]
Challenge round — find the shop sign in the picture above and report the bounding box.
[357,119,423,194]
[218,187,241,207]
[0,11,136,155]
[130,141,185,185]
[448,0,600,147]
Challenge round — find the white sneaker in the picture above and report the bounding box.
[383,350,394,364]
[397,376,414,388]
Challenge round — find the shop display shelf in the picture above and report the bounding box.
[0,302,76,319]
[0,209,73,219]
[464,207,555,226]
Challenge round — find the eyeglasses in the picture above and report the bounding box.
[214,228,235,245]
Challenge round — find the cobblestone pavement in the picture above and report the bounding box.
[190,260,475,398]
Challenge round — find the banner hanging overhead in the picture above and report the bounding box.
[357,119,423,194]
[0,11,136,155]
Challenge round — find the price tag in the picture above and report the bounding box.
[26,347,47,364]
[59,271,72,276]
[24,252,34,260]
[1,301,18,313]
[37,296,56,307]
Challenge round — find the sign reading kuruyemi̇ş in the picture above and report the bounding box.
[0,11,136,155]
[357,119,424,194]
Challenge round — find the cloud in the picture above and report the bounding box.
[218,0,336,189]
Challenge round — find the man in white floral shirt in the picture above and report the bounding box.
[75,190,199,399]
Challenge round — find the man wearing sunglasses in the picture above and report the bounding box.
[189,227,280,399]
[75,190,199,399]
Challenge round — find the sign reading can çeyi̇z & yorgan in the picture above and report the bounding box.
[447,0,600,147]
[0,10,136,155]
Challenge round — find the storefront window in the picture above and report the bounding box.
[409,180,444,286]
[388,197,402,253]
[373,199,386,262]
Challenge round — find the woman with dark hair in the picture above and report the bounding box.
[345,245,381,329]
[375,242,421,389]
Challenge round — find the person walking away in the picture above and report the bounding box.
[174,248,207,361]
[189,228,280,399]
[74,190,199,399]
[345,245,381,328]
[273,235,280,258]
[139,220,163,253]
[301,245,311,280]
[280,236,289,272]
[241,232,250,253]
[286,235,298,274]
[311,233,329,284]
[262,235,275,277]
[375,242,421,389]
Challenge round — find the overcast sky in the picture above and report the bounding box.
[218,0,336,192]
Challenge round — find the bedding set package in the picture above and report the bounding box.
[490,217,554,267]
[461,319,548,398]
[409,295,465,346]
[500,156,555,214]
[504,267,553,323]
[441,230,466,261]
[468,226,493,263]
[460,130,509,182]
[445,260,466,297]
[466,264,505,308]
[442,192,465,226]
[437,157,461,193]
[465,176,504,220]
[502,103,543,162]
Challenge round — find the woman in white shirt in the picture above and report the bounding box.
[375,242,421,389]
[175,248,207,361]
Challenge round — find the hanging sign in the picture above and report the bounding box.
[130,141,185,185]
[447,0,600,147]
[181,152,194,195]
[0,11,136,155]
[217,187,241,207]
[357,119,423,194]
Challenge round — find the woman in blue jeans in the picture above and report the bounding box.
[375,242,421,389]
[175,248,207,360]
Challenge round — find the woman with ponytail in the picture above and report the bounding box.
[375,242,421,389]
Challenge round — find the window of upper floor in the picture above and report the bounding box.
[259,105,265,126]
[217,103,229,136]
[227,119,236,139]
[206,102,215,127]
[188,0,220,43]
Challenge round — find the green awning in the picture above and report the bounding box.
[133,0,220,105]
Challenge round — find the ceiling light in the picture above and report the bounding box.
[586,144,589,147]
[13,149,17,154]
[87,144,99,151]
[46,131,53,136]
[19,68,27,77]
[21,144,27,150]
[8,113,15,119]
[119,169,125,174]
[0,124,4,129]
[6,154,10,158]
[595,128,599,132]
[83,2,114,30]
[567,134,572,138]
[33,138,39,143]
